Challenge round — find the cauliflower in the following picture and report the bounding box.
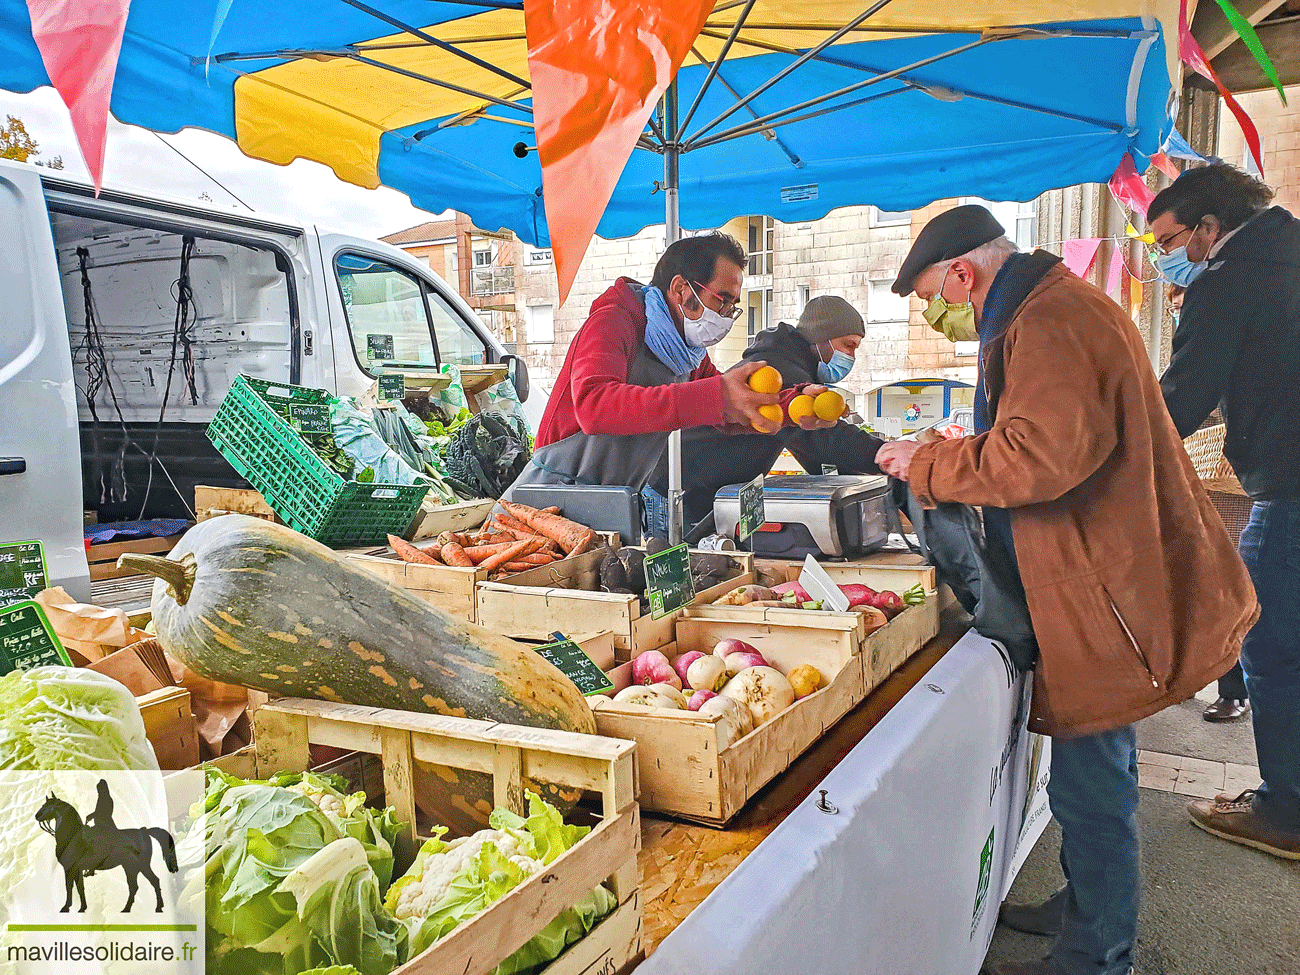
[288,781,348,819]
[389,827,541,921]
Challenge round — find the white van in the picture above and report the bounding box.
[0,160,529,605]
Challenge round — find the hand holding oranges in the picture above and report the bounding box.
[721,360,784,433]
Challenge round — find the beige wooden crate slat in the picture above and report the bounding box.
[250,698,643,975]
[863,597,941,689]
[347,553,486,623]
[194,485,280,523]
[89,534,186,581]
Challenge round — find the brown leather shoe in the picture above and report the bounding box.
[1202,697,1250,722]
[1188,791,1300,860]
[998,887,1066,936]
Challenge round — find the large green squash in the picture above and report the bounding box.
[122,515,596,829]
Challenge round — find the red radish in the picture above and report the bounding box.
[674,650,706,687]
[722,650,767,676]
[838,583,877,608]
[714,638,760,659]
[688,689,718,711]
[872,590,904,618]
[772,581,811,602]
[632,649,681,689]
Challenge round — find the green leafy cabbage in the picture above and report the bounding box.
[198,770,407,975]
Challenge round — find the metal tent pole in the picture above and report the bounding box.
[663,80,685,545]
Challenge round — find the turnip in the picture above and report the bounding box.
[721,666,797,726]
[697,695,754,748]
[713,638,762,661]
[686,654,728,693]
[587,694,613,708]
[772,581,811,602]
[722,650,768,676]
[646,682,688,709]
[613,686,675,709]
[632,649,681,689]
[673,650,706,687]
[838,583,877,608]
[687,689,718,711]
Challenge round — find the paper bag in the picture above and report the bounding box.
[34,587,148,664]
[166,654,252,760]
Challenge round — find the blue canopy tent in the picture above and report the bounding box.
[0,0,1183,539]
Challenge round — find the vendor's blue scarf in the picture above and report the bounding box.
[643,285,705,377]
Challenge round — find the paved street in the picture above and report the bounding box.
[983,688,1300,974]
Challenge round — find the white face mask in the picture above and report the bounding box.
[683,282,735,348]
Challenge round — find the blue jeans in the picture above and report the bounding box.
[1238,499,1300,832]
[1047,725,1139,975]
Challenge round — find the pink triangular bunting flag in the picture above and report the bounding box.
[1062,238,1103,279]
[1105,246,1126,300]
[27,0,132,195]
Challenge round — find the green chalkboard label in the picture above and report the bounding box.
[378,373,406,401]
[534,633,613,697]
[0,601,71,675]
[367,333,395,360]
[821,464,839,476]
[0,540,47,605]
[289,403,332,434]
[738,473,765,541]
[644,543,695,620]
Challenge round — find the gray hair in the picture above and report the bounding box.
[931,236,1018,279]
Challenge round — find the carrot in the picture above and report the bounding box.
[541,506,561,515]
[387,535,441,565]
[501,502,596,555]
[441,541,474,567]
[501,561,539,573]
[516,552,556,565]
[479,537,541,574]
[494,512,532,533]
[462,541,526,564]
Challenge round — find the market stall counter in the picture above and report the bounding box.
[636,613,1051,975]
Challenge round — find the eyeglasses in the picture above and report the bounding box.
[1154,225,1194,255]
[691,281,743,320]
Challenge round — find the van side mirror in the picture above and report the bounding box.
[502,353,530,403]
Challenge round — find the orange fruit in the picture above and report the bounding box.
[753,403,784,430]
[813,390,846,422]
[787,394,817,424]
[747,365,783,395]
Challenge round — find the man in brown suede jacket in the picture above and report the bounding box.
[877,206,1257,975]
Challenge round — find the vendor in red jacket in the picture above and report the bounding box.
[504,232,838,498]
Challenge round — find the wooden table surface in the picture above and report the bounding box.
[638,611,970,956]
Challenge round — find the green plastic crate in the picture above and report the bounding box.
[207,375,429,547]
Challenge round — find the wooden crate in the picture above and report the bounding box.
[87,534,186,582]
[247,699,642,975]
[194,484,281,523]
[137,685,199,770]
[592,614,866,826]
[347,552,488,623]
[406,498,494,541]
[754,555,936,598]
[476,548,753,657]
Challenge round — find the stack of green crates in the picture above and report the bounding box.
[207,375,429,547]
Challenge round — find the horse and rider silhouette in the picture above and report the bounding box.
[35,779,178,914]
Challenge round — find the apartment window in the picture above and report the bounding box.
[1013,201,1037,250]
[473,244,493,267]
[867,280,908,323]
[869,206,911,228]
[527,303,555,344]
[747,216,774,276]
[798,285,810,312]
[746,289,773,341]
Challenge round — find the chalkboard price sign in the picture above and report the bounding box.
[289,403,332,434]
[378,373,406,401]
[367,333,395,360]
[0,540,47,605]
[738,474,765,541]
[534,633,613,697]
[644,543,695,620]
[821,464,839,476]
[0,600,71,675]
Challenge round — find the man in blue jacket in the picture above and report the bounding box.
[1149,163,1300,860]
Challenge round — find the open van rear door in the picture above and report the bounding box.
[0,164,88,600]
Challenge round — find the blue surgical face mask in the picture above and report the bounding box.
[817,348,855,384]
[1156,245,1208,288]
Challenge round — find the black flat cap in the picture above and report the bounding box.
[891,205,1006,295]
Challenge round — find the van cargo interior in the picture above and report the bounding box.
[51,210,293,530]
